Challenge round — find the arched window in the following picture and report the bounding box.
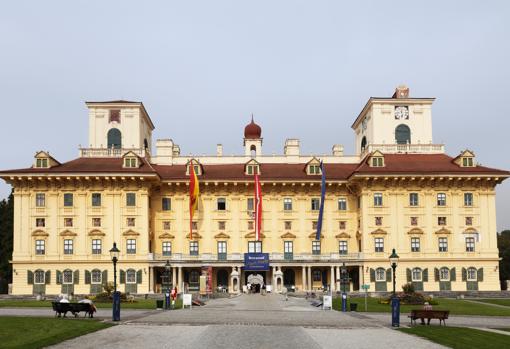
[250,145,257,158]
[361,136,367,151]
[107,128,122,149]
[34,270,45,284]
[412,268,422,281]
[395,124,411,145]
[375,267,386,281]
[63,269,73,284]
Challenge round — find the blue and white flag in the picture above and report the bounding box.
[315,161,326,241]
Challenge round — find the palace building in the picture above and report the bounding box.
[2,85,509,296]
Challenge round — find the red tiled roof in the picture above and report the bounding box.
[1,154,508,179]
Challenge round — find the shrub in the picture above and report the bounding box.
[402,283,415,295]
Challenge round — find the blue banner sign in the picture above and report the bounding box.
[244,253,270,271]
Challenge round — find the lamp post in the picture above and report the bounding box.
[165,260,171,310]
[340,262,347,312]
[389,248,400,327]
[109,242,120,321]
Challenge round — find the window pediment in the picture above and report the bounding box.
[32,229,49,237]
[214,232,230,239]
[407,228,424,235]
[123,229,140,236]
[158,232,175,239]
[308,232,324,239]
[435,228,451,235]
[244,231,265,239]
[187,232,202,240]
[280,232,296,239]
[60,230,77,237]
[463,228,478,234]
[88,230,105,236]
[335,232,351,239]
[370,228,387,235]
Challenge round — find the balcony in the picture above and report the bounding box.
[148,252,363,263]
[79,147,150,158]
[362,143,444,156]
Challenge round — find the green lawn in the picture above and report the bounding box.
[0,316,112,349]
[399,326,510,349]
[474,299,510,307]
[332,296,510,316]
[0,298,182,309]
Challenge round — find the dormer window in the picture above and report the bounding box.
[455,150,476,168]
[36,158,48,168]
[33,151,60,169]
[122,152,140,168]
[109,110,121,123]
[462,157,474,167]
[306,158,322,175]
[186,160,202,176]
[368,151,385,167]
[245,159,260,175]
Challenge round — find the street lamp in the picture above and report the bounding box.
[340,262,348,312]
[109,242,120,321]
[389,248,400,327]
[165,260,171,310]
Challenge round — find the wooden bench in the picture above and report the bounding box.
[409,309,449,326]
[52,302,95,318]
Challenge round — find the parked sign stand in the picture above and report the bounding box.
[183,294,192,309]
[323,295,332,310]
[361,284,370,312]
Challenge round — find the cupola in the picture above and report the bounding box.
[244,116,262,139]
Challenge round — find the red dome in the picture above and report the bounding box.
[244,116,262,139]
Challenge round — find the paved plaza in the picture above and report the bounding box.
[46,294,447,349]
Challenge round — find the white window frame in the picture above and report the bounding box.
[217,241,227,254]
[374,238,384,253]
[439,267,450,281]
[464,193,473,206]
[312,240,321,255]
[283,198,293,211]
[63,239,73,255]
[338,198,347,211]
[412,268,422,282]
[35,193,46,207]
[411,237,420,252]
[409,193,419,206]
[465,237,475,252]
[339,240,348,255]
[63,269,73,284]
[92,239,102,254]
[162,241,172,256]
[34,270,45,284]
[437,193,446,206]
[126,269,136,284]
[248,241,262,253]
[35,239,45,255]
[126,239,137,254]
[374,193,383,207]
[467,267,477,281]
[438,237,448,252]
[375,268,386,281]
[91,269,102,284]
[190,241,199,255]
[284,241,293,253]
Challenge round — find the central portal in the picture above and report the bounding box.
[245,272,266,293]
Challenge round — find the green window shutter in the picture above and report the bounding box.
[73,270,79,285]
[423,269,428,282]
[56,270,62,285]
[102,270,108,285]
[450,268,456,282]
[85,270,91,285]
[27,270,34,285]
[120,270,126,284]
[406,268,412,282]
[462,268,467,282]
[137,269,143,284]
[369,268,375,282]
[434,268,439,282]
[477,268,484,282]
[45,271,51,285]
[386,268,392,282]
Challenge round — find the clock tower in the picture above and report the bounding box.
[351,85,441,155]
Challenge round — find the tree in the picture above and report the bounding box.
[498,230,510,290]
[0,192,14,293]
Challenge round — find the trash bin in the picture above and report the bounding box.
[350,303,358,312]
[156,300,164,309]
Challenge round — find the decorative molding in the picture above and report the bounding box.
[244,231,266,239]
[435,228,451,235]
[214,232,230,239]
[88,230,105,237]
[308,232,324,239]
[158,232,175,239]
[31,229,49,237]
[280,232,296,239]
[407,228,424,235]
[370,228,387,235]
[187,232,203,240]
[462,228,478,234]
[335,232,351,239]
[60,229,77,237]
[123,229,140,236]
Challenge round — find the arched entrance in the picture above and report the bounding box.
[217,269,229,290]
[246,272,265,293]
[395,124,411,144]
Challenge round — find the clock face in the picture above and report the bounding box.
[395,106,409,120]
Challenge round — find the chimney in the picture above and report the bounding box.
[155,139,174,164]
[392,85,410,99]
[284,139,300,156]
[332,144,344,156]
[172,144,181,156]
[217,144,223,157]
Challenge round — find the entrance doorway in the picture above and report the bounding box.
[245,271,266,293]
[217,269,229,291]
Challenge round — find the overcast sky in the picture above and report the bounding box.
[1,1,509,230]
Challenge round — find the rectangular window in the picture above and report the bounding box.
[338,198,347,211]
[191,221,198,230]
[217,198,226,211]
[371,157,383,167]
[409,193,419,206]
[374,238,384,252]
[375,217,382,226]
[438,237,448,252]
[464,193,473,206]
[126,193,136,207]
[63,270,73,284]
[127,217,135,227]
[247,221,254,230]
[35,193,46,207]
[411,217,418,226]
[248,241,262,253]
[35,270,45,284]
[283,198,293,211]
[284,241,293,253]
[339,240,348,255]
[91,193,101,207]
[312,240,321,255]
[284,221,292,230]
[411,237,420,252]
[190,241,199,255]
[438,217,447,226]
[63,193,73,207]
[36,218,45,227]
[162,241,172,256]
[92,239,102,254]
[64,239,73,255]
[309,164,320,175]
[247,198,254,211]
[339,221,346,230]
[92,218,101,227]
[312,221,318,230]
[374,193,383,206]
[124,158,137,168]
[36,158,48,168]
[218,221,226,230]
[163,221,171,230]
[64,218,73,227]
[217,241,227,260]
[311,198,320,211]
[127,239,136,254]
[466,237,475,252]
[35,240,45,255]
[463,157,473,167]
[312,270,322,282]
[466,217,473,226]
[437,193,446,206]
[162,198,171,211]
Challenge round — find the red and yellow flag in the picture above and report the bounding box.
[189,163,199,240]
[254,174,262,241]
